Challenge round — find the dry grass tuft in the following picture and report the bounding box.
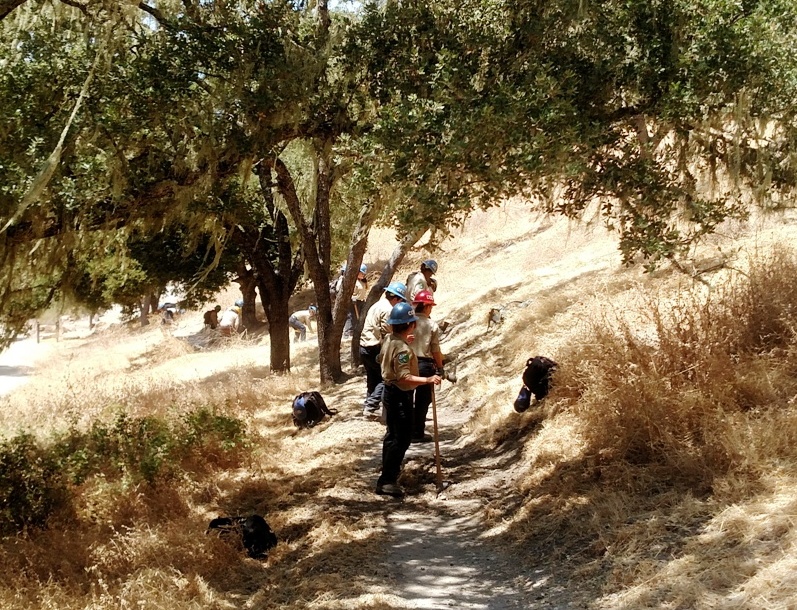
[462,246,797,609]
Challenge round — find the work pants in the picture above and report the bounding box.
[378,384,414,486]
[289,315,306,342]
[413,358,436,439]
[360,344,383,413]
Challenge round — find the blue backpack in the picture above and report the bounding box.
[292,391,336,428]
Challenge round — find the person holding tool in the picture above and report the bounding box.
[409,289,444,443]
[375,302,441,498]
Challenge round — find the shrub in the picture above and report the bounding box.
[556,248,797,487]
[0,435,68,535]
[0,408,251,534]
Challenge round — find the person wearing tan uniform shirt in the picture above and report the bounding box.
[376,302,441,498]
[406,259,438,303]
[359,281,407,419]
[410,290,444,443]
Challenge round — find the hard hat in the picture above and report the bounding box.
[421,259,438,274]
[413,289,435,305]
[309,305,318,313]
[384,281,407,301]
[387,302,418,326]
[359,263,368,274]
[234,299,244,307]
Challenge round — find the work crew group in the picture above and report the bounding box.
[202,259,444,497]
[358,260,444,498]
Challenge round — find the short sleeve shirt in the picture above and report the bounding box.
[410,313,440,359]
[352,279,368,302]
[380,333,419,392]
[360,297,393,347]
[293,310,315,329]
[407,272,429,304]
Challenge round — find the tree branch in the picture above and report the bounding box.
[138,2,174,29]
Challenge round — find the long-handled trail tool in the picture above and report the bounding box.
[431,385,452,496]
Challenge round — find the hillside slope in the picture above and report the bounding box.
[2,199,797,610]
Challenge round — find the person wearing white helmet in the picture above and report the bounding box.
[375,302,441,497]
[360,281,407,420]
[406,259,438,304]
[344,263,369,338]
[289,305,317,342]
[219,306,241,337]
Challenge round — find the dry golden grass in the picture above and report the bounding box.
[3,201,797,609]
[458,244,797,609]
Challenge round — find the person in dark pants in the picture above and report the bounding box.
[359,281,407,419]
[376,302,441,497]
[289,306,317,342]
[410,290,444,443]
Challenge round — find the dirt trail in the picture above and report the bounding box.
[351,383,580,610]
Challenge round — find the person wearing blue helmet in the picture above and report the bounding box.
[406,259,438,303]
[360,280,407,419]
[375,301,441,497]
[343,263,369,338]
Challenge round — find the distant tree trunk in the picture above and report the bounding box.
[235,261,258,331]
[228,163,304,374]
[148,292,159,314]
[255,274,292,371]
[273,152,342,383]
[139,297,150,326]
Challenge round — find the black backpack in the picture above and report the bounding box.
[514,356,558,413]
[207,515,278,559]
[292,391,337,428]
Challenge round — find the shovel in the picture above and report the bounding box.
[431,385,451,496]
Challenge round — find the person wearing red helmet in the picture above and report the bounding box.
[410,289,444,443]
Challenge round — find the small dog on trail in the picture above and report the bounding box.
[207,515,278,559]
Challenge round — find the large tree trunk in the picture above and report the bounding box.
[235,261,258,331]
[229,164,305,374]
[273,150,346,384]
[255,275,292,372]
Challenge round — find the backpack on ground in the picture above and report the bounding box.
[513,356,558,413]
[207,515,278,559]
[292,391,337,428]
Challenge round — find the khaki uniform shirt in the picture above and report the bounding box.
[352,279,368,302]
[360,297,393,348]
[410,312,440,359]
[407,272,429,304]
[380,333,419,392]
